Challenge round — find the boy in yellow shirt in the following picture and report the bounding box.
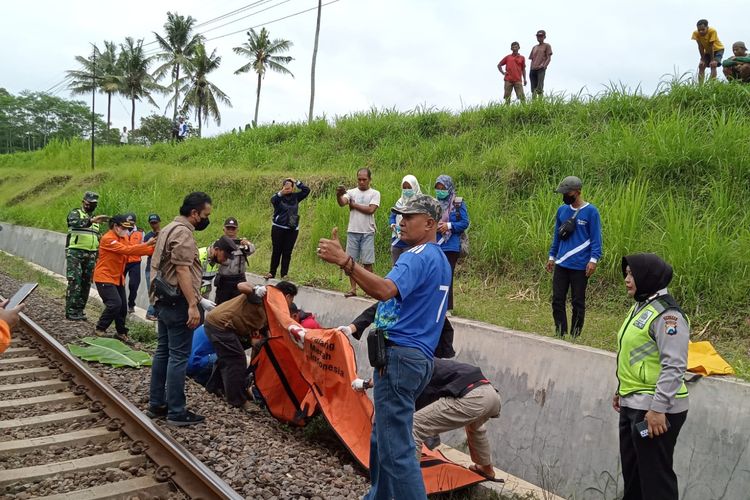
[691,19,724,83]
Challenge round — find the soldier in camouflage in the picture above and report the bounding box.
[65,191,108,320]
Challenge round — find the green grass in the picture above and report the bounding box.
[0,252,157,343]
[1,81,749,379]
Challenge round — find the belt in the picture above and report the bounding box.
[458,379,491,398]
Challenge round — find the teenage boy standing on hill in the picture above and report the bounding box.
[336,168,380,298]
[546,176,602,338]
[692,19,724,83]
[528,30,553,98]
[497,42,527,104]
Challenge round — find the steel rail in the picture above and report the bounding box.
[9,304,242,500]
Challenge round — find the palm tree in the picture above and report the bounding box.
[233,28,294,127]
[117,37,162,131]
[153,12,203,122]
[66,41,122,128]
[308,0,322,124]
[177,44,231,137]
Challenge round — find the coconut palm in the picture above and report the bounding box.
[66,41,122,128]
[117,37,162,131]
[153,12,203,122]
[233,28,294,127]
[177,44,231,137]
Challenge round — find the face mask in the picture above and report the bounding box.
[194,216,210,231]
[435,189,450,200]
[402,189,415,198]
[563,194,576,205]
[115,227,128,238]
[84,203,96,214]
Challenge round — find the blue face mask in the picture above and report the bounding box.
[402,189,415,198]
[435,189,450,200]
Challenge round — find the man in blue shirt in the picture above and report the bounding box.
[546,176,602,337]
[186,324,218,386]
[316,194,451,500]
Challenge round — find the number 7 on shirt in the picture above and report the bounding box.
[436,285,450,322]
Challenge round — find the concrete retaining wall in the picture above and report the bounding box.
[0,222,152,310]
[3,221,749,499]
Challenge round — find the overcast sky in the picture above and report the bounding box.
[1,1,746,135]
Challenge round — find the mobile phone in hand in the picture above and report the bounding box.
[5,283,38,310]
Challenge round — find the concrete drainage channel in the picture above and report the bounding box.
[0,300,241,499]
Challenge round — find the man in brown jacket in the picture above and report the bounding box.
[204,280,298,411]
[147,192,212,426]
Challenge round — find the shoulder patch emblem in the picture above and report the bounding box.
[663,315,679,336]
[633,310,653,329]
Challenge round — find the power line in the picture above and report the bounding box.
[142,0,296,56]
[195,0,278,28]
[205,0,340,43]
[200,0,293,35]
[143,0,288,48]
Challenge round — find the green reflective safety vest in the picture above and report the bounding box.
[198,247,219,295]
[67,209,100,251]
[616,297,689,398]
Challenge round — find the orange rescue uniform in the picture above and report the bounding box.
[0,320,9,353]
[94,230,154,286]
[126,229,145,264]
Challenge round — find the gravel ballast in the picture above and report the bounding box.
[0,272,371,499]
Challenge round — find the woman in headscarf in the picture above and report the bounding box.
[388,174,422,264]
[266,178,311,280]
[613,253,689,500]
[434,174,469,314]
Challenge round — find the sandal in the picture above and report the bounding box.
[344,290,357,298]
[263,273,274,280]
[468,464,504,483]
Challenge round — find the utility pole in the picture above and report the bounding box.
[308,0,322,124]
[90,44,96,170]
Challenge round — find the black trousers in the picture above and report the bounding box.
[619,407,687,500]
[214,275,246,305]
[204,323,248,407]
[551,265,588,337]
[529,68,547,96]
[95,282,129,335]
[124,261,141,309]
[445,251,460,311]
[269,225,299,278]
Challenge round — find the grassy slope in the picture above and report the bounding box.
[1,82,749,378]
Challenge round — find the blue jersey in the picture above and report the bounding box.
[548,203,602,271]
[374,242,452,358]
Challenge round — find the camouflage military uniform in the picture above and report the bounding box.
[65,197,101,320]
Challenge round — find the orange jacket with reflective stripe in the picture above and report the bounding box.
[0,320,9,354]
[94,230,154,285]
[126,229,145,264]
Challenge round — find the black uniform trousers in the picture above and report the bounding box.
[269,225,299,278]
[551,264,588,337]
[214,274,246,305]
[444,251,460,311]
[619,407,687,500]
[204,323,248,407]
[95,282,129,335]
[125,261,141,309]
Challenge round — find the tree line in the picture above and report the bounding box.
[0,89,109,154]
[66,10,304,138]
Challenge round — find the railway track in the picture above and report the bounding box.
[0,305,243,500]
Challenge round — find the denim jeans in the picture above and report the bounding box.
[365,346,433,500]
[149,300,194,419]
